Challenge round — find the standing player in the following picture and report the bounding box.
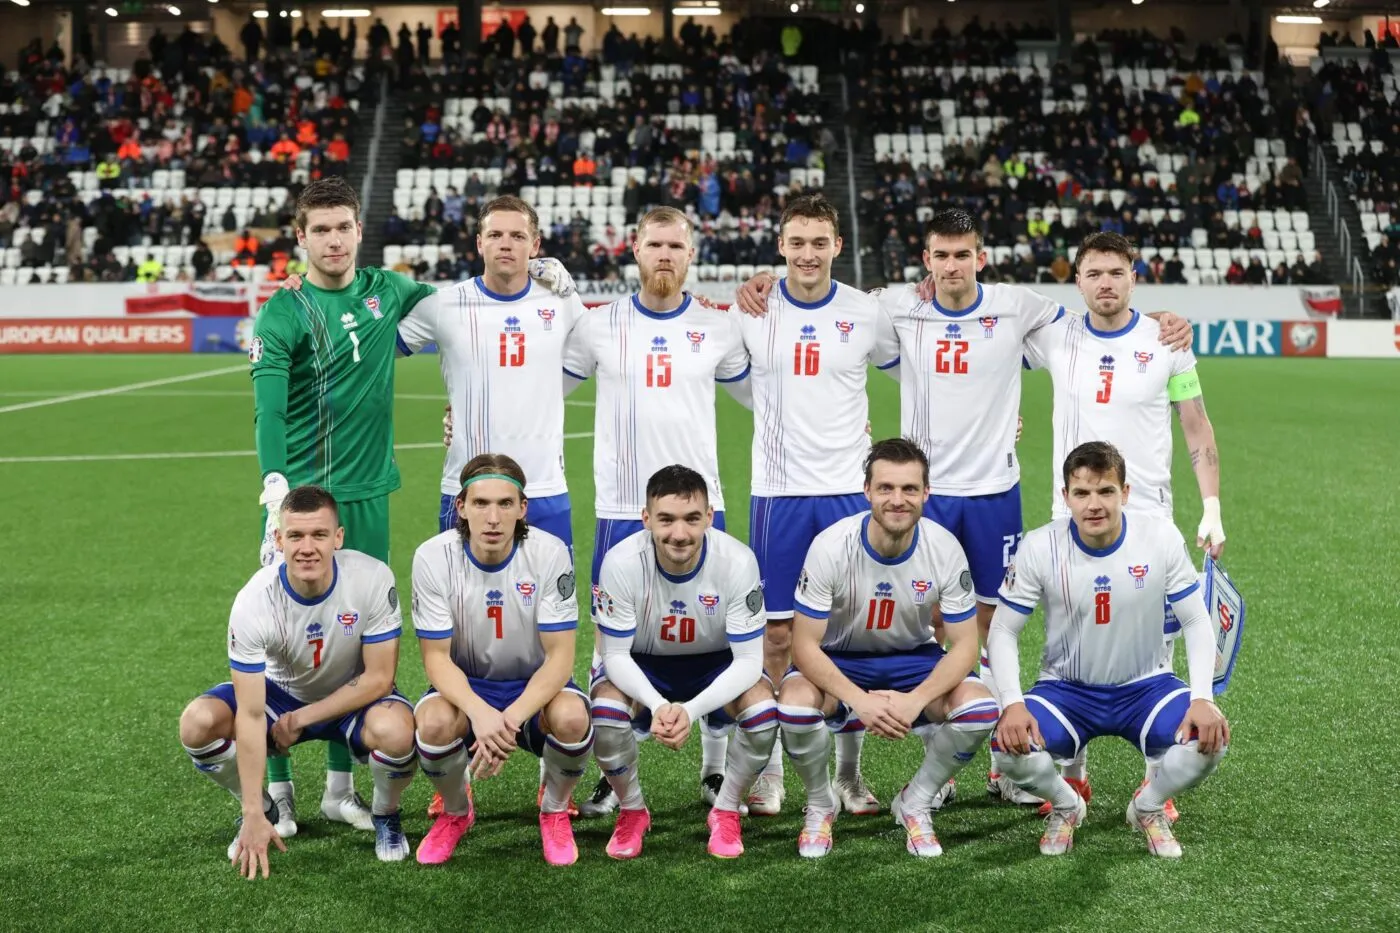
[177,486,418,877]
[989,441,1229,857]
[398,196,587,546]
[734,208,1192,805]
[411,454,592,867]
[1023,231,1225,812]
[590,465,772,859]
[250,176,437,834]
[736,194,899,816]
[561,206,752,815]
[778,439,1000,858]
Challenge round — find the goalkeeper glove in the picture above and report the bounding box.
[1196,496,1225,558]
[528,257,577,298]
[259,472,290,567]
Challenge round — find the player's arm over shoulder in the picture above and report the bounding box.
[379,267,439,322]
[1011,283,1067,334]
[997,523,1051,613]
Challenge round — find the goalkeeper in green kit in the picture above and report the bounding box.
[247,177,436,833]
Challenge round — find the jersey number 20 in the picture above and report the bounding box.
[660,614,696,642]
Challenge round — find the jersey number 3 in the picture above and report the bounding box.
[1096,371,1113,404]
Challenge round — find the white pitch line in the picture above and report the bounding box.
[0,390,596,406]
[0,364,248,415]
[0,432,595,465]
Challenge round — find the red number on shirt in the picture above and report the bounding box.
[488,605,504,639]
[865,598,896,630]
[646,353,672,387]
[660,614,696,642]
[1094,591,1112,625]
[793,342,821,376]
[1096,371,1114,404]
[499,332,526,367]
[935,340,969,374]
[309,637,324,668]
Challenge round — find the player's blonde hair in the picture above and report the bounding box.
[457,454,530,545]
[634,206,693,244]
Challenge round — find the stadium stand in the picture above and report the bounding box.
[383,24,837,285]
[0,31,370,285]
[1310,56,1400,289]
[853,25,1325,287]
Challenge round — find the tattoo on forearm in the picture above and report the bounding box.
[1190,447,1201,469]
[346,676,360,688]
[1205,447,1218,468]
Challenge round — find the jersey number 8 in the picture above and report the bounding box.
[1094,591,1111,625]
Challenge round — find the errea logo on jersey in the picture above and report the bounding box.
[669,599,688,615]
[944,323,963,339]
[910,580,934,603]
[340,312,358,330]
[979,315,999,338]
[834,321,854,343]
[538,308,556,331]
[486,589,505,608]
[697,593,720,615]
[1093,575,1112,593]
[306,622,324,642]
[504,316,523,334]
[1099,355,1116,372]
[651,335,669,351]
[1134,351,1154,373]
[875,582,894,598]
[1127,565,1150,589]
[799,324,818,341]
[516,580,536,606]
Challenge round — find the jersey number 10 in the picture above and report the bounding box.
[499,333,526,367]
[865,598,895,630]
[660,614,696,642]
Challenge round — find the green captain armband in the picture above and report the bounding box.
[1167,368,1203,402]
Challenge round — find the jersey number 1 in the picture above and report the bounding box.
[865,598,895,630]
[499,333,526,367]
[347,332,361,364]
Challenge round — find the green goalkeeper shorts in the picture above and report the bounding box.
[339,495,391,563]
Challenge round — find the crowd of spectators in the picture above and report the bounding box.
[385,20,846,283]
[852,23,1331,285]
[0,23,367,283]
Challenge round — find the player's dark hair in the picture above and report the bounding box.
[924,208,984,251]
[281,484,340,523]
[294,176,361,231]
[779,193,841,239]
[480,195,541,240]
[1075,231,1138,274]
[864,437,930,488]
[645,465,709,507]
[456,453,529,546]
[1062,441,1127,489]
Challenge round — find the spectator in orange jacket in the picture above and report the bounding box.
[269,133,301,162]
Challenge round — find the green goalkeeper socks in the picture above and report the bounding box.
[327,740,353,774]
[267,753,293,783]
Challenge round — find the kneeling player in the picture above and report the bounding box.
[779,439,999,858]
[412,455,591,867]
[178,486,417,878]
[590,465,772,859]
[988,441,1229,858]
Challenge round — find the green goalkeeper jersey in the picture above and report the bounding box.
[250,268,436,501]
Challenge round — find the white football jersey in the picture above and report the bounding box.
[562,294,749,518]
[227,550,402,703]
[411,528,578,681]
[998,515,1201,687]
[593,527,766,655]
[1024,310,1196,521]
[738,280,899,496]
[397,278,586,498]
[793,513,977,653]
[879,282,1064,495]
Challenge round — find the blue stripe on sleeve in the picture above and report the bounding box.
[793,598,830,620]
[562,366,587,380]
[361,628,402,644]
[395,333,413,357]
[999,596,1034,616]
[229,659,266,673]
[595,623,635,639]
[728,627,765,643]
[538,620,579,632]
[1167,581,1201,603]
[877,355,900,370]
[716,362,751,384]
[942,606,977,624]
[414,628,453,640]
